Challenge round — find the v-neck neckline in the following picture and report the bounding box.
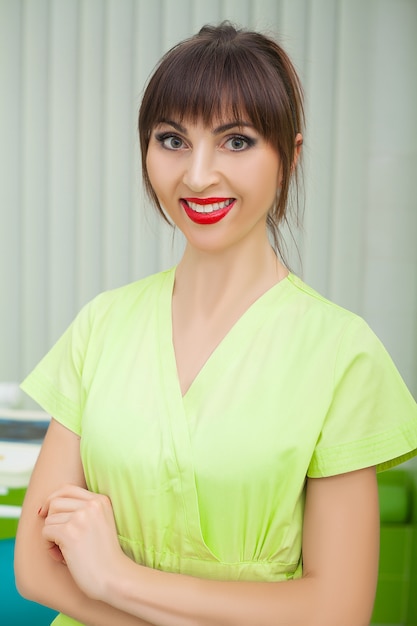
[160,267,293,400]
[155,266,294,561]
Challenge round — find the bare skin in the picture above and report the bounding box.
[172,243,287,396]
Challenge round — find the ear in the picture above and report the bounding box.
[292,133,303,171]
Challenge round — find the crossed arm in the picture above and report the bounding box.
[14,418,380,626]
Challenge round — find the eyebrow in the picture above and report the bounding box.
[213,121,255,135]
[157,119,255,135]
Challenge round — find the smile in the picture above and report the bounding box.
[181,198,236,225]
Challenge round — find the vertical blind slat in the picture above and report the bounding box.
[76,0,105,309]
[362,0,417,393]
[48,0,79,343]
[0,1,22,381]
[328,0,372,311]
[101,0,134,290]
[302,0,338,295]
[21,0,49,374]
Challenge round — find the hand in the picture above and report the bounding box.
[39,484,128,600]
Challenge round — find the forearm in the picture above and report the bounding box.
[15,498,155,626]
[104,556,350,626]
[18,521,341,626]
[16,541,154,626]
[101,469,380,626]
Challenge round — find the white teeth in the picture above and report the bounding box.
[186,199,233,213]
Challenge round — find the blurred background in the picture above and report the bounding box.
[0,0,416,398]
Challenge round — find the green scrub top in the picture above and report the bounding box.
[21,268,417,626]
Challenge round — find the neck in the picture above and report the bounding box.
[174,238,288,311]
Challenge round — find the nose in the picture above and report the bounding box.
[182,145,220,192]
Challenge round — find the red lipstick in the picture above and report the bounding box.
[181,198,235,225]
[185,197,230,205]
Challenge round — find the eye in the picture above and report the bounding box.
[224,134,256,151]
[155,132,185,150]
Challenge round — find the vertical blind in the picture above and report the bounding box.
[1,0,416,400]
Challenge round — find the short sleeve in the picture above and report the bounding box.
[20,299,94,436]
[308,316,417,477]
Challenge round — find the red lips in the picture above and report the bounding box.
[181,198,236,225]
[184,197,230,205]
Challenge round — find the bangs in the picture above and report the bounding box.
[140,36,297,144]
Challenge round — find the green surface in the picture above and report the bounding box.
[0,487,26,539]
[378,470,412,523]
[371,466,417,626]
[371,527,413,623]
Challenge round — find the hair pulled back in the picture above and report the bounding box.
[139,22,304,260]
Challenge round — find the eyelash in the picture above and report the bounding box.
[154,132,256,152]
[225,134,256,151]
[154,133,185,150]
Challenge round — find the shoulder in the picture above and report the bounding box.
[289,279,417,476]
[55,267,175,354]
[80,267,174,324]
[90,267,174,308]
[280,274,398,383]
[282,273,372,343]
[286,274,357,321]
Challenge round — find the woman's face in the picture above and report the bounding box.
[146,115,282,254]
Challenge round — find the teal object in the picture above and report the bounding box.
[0,537,58,625]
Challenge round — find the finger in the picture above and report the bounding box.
[48,543,66,564]
[46,496,91,516]
[43,511,74,526]
[42,521,72,554]
[38,485,92,517]
[43,492,99,518]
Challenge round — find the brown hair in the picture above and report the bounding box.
[139,21,304,262]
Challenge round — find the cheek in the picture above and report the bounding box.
[241,151,281,186]
[252,160,281,198]
[145,152,158,191]
[146,150,179,202]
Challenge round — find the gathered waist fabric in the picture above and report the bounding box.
[118,534,302,582]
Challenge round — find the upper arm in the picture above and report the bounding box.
[302,467,380,626]
[14,417,86,598]
[18,416,86,516]
[15,419,157,625]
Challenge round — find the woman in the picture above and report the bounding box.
[15,22,417,626]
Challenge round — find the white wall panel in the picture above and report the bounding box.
[77,0,106,307]
[192,0,221,29]
[250,0,281,30]
[303,0,338,295]
[221,0,251,25]
[21,0,49,371]
[0,0,416,398]
[0,0,22,382]
[328,0,372,312]
[363,0,417,391]
[101,0,135,290]
[48,0,79,341]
